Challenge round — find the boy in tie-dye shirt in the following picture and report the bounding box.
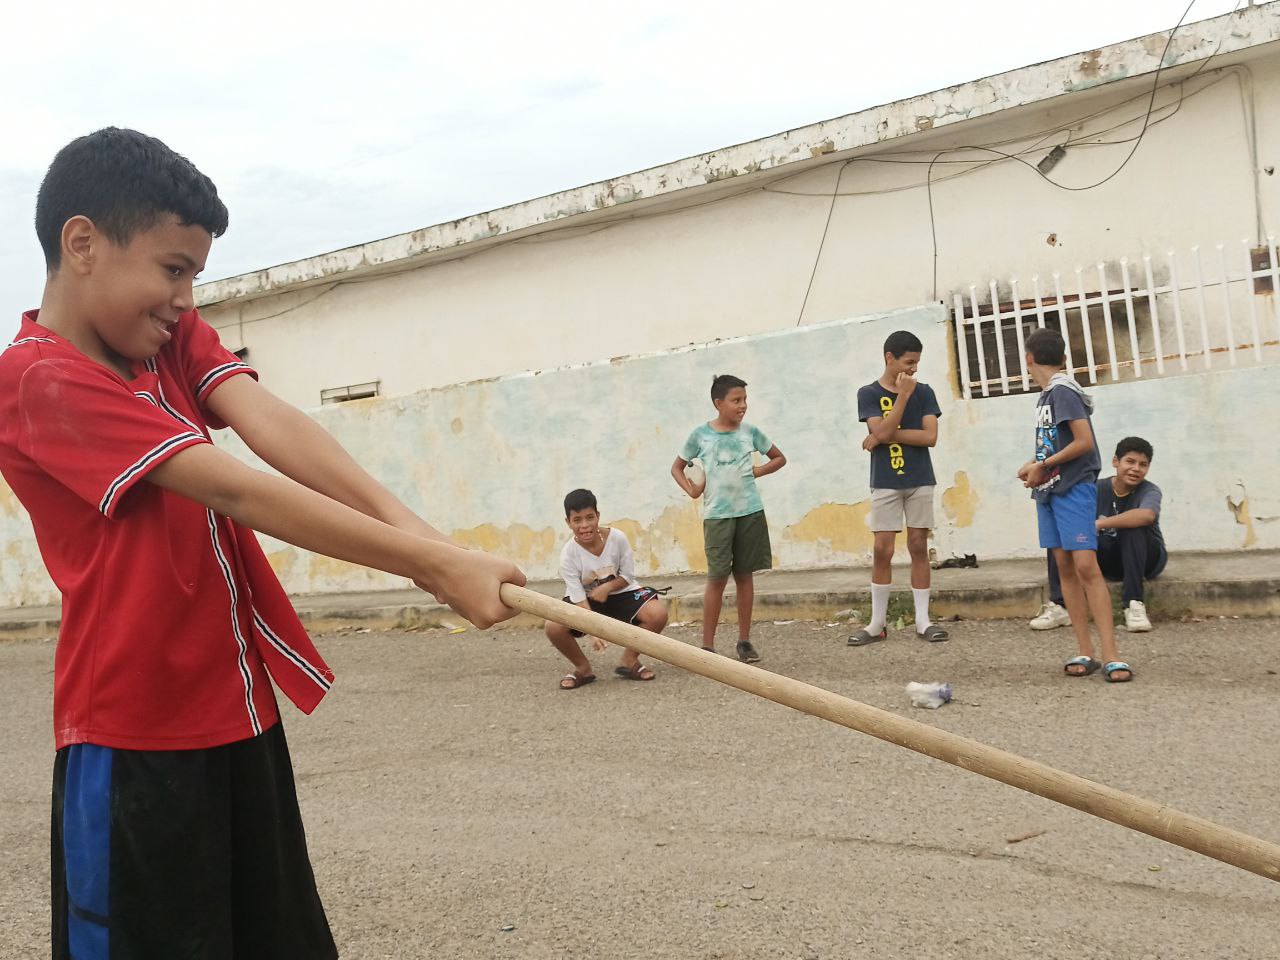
[671,374,786,663]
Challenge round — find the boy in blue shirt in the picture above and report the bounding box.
[849,330,949,645]
[1018,329,1132,682]
[671,374,786,662]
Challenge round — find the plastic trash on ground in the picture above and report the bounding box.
[905,681,953,709]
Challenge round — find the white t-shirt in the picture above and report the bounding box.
[560,528,640,603]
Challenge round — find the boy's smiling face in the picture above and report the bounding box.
[566,507,601,545]
[713,386,747,425]
[1113,451,1151,489]
[64,213,211,375]
[884,350,921,381]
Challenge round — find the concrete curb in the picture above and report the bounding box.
[2,552,1275,641]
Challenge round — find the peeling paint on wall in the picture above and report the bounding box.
[941,471,979,528]
[784,502,873,556]
[451,522,560,568]
[0,478,21,519]
[612,501,708,575]
[1226,482,1259,548]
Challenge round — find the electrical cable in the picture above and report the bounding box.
[793,161,852,325]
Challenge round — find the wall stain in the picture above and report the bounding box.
[783,501,872,555]
[266,547,295,577]
[305,553,371,581]
[1227,483,1258,548]
[613,501,707,574]
[451,522,559,568]
[0,478,22,519]
[941,471,978,528]
[1079,50,1103,79]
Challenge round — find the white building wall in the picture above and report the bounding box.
[200,46,1280,410]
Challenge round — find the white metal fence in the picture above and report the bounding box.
[952,238,1280,399]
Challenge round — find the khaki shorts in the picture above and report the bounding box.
[869,486,935,532]
[703,510,772,579]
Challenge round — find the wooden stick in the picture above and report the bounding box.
[501,583,1280,883]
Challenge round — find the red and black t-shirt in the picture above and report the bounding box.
[0,311,334,750]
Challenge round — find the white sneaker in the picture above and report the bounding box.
[1124,600,1152,632]
[1030,601,1071,630]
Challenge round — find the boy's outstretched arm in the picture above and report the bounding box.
[206,376,454,543]
[752,445,786,478]
[1019,417,1095,487]
[148,443,525,629]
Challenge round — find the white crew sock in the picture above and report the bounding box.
[913,587,931,633]
[868,583,892,634]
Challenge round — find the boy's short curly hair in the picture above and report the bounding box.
[882,330,923,358]
[1114,436,1154,462]
[563,489,598,516]
[710,374,746,403]
[36,127,229,270]
[1025,328,1066,366]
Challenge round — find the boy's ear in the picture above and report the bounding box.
[61,216,98,276]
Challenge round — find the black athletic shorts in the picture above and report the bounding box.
[564,586,660,638]
[51,722,337,960]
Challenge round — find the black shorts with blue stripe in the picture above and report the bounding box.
[51,722,336,960]
[563,586,660,638]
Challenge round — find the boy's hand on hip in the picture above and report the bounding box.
[415,549,526,629]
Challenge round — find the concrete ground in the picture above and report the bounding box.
[2,616,1279,959]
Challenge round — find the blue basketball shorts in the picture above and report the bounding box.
[51,722,336,960]
[1037,481,1098,552]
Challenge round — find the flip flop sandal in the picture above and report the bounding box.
[1103,661,1135,683]
[559,673,597,690]
[848,628,887,647]
[917,624,950,642]
[614,663,655,681]
[1063,656,1101,677]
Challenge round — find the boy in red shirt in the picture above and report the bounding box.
[0,127,526,959]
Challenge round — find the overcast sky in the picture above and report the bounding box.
[0,0,1245,312]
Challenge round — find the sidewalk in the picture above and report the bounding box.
[1,550,1275,641]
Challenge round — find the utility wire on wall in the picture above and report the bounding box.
[783,0,1241,314]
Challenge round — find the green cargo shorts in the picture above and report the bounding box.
[703,510,772,579]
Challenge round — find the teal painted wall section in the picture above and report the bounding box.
[0,302,1275,605]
